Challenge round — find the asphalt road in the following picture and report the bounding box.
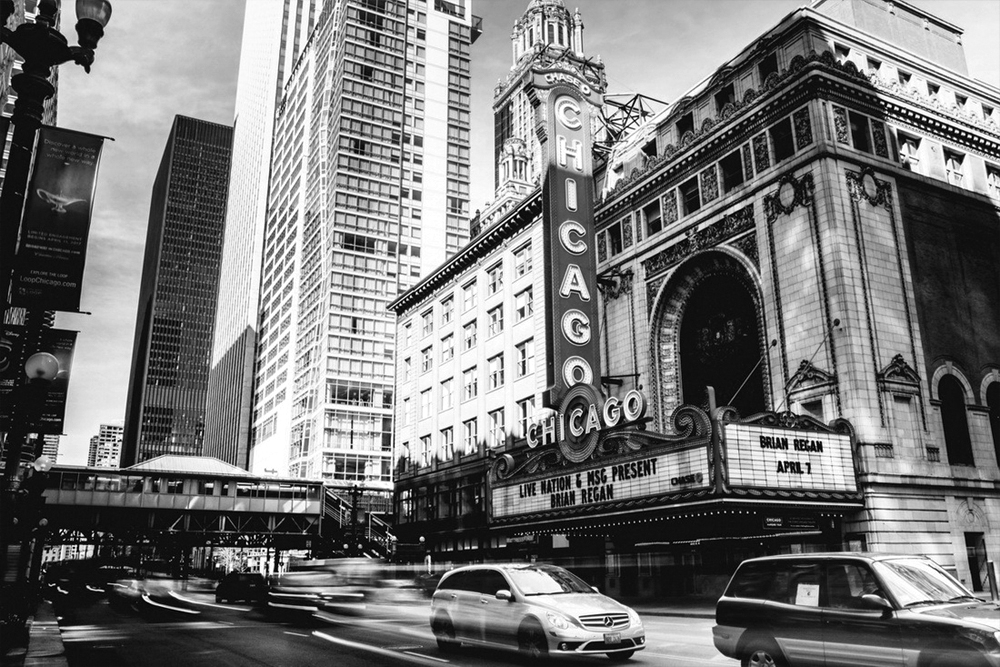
[53,585,738,667]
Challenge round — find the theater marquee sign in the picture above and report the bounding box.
[724,423,857,493]
[492,446,710,518]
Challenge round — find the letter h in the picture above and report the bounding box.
[557,135,584,172]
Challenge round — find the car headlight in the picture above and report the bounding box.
[545,611,572,630]
[992,631,1000,652]
[627,608,643,627]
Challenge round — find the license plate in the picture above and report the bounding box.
[604,632,622,645]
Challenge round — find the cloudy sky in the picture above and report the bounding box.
[51,0,999,464]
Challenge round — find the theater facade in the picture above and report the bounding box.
[389,0,1000,598]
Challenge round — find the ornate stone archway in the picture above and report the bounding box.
[649,249,770,429]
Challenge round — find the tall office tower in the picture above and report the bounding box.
[40,434,59,463]
[122,116,234,466]
[86,423,122,468]
[486,0,605,217]
[249,0,480,482]
[204,0,322,469]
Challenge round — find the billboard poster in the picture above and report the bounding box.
[0,325,77,434]
[12,126,106,312]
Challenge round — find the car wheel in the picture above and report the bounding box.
[432,614,457,652]
[215,594,223,603]
[518,619,548,660]
[607,649,635,661]
[741,637,786,667]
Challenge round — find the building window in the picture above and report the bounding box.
[714,83,735,114]
[420,389,432,419]
[487,263,503,295]
[676,112,694,139]
[463,418,478,455]
[463,367,477,401]
[488,408,505,448]
[440,378,453,410]
[421,346,433,373]
[441,334,454,362]
[643,199,662,236]
[487,305,504,337]
[606,221,623,256]
[987,382,1000,466]
[898,133,920,170]
[404,322,412,346]
[514,243,532,277]
[987,166,1000,197]
[488,354,504,390]
[514,288,533,322]
[419,435,431,467]
[848,111,871,153]
[517,396,535,438]
[463,321,477,350]
[421,310,434,336]
[770,117,795,162]
[939,375,973,465]
[401,398,410,426]
[462,280,477,311]
[440,427,454,461]
[945,150,965,186]
[758,52,778,82]
[516,338,534,378]
[720,149,745,192]
[440,297,453,325]
[679,177,700,216]
[403,357,411,381]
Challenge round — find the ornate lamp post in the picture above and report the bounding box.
[0,0,112,322]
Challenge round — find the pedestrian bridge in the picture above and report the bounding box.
[34,456,393,556]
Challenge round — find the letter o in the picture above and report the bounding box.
[622,389,647,422]
[562,356,593,387]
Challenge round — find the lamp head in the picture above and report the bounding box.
[74,0,110,49]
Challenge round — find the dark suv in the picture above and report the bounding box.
[215,572,265,603]
[713,553,1000,667]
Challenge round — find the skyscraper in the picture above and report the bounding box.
[86,423,122,468]
[247,0,480,483]
[204,0,322,469]
[122,116,234,466]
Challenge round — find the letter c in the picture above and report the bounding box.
[555,96,583,131]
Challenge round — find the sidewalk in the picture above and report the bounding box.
[1,600,68,667]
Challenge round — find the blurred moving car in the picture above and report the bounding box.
[216,572,266,603]
[713,552,1000,667]
[107,578,146,612]
[430,563,645,661]
[266,570,344,615]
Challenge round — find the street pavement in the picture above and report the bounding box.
[1,578,721,667]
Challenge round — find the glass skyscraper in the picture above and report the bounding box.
[122,116,233,465]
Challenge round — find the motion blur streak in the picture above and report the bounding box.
[312,631,450,665]
[141,594,201,615]
[168,590,248,611]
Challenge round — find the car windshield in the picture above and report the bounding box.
[872,558,973,607]
[507,566,594,596]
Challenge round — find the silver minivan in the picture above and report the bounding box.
[430,563,645,660]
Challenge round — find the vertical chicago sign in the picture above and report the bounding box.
[533,67,604,409]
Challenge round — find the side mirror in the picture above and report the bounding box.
[861,593,893,613]
[496,589,513,602]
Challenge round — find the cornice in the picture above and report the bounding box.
[389,190,543,315]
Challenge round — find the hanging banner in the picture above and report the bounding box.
[0,325,77,434]
[12,126,106,312]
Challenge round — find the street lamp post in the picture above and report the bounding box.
[0,0,112,322]
[0,0,111,642]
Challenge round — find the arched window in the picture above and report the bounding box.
[987,382,1000,466]
[939,375,973,465]
[679,273,765,416]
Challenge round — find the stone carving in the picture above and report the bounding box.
[871,119,889,158]
[598,268,634,301]
[753,133,770,172]
[793,107,813,149]
[623,217,634,249]
[764,172,815,220]
[663,189,678,226]
[787,359,837,391]
[741,144,754,182]
[729,234,759,269]
[833,106,849,144]
[846,166,892,209]
[701,164,720,204]
[597,229,608,262]
[643,204,754,276]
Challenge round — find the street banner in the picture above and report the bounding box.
[0,325,77,434]
[11,126,106,312]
